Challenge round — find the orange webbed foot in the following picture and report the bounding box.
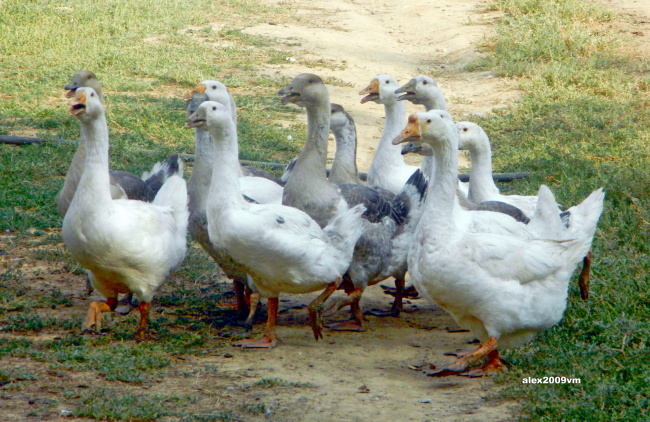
[82,299,117,334]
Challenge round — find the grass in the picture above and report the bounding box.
[459,0,649,420]
[0,0,648,420]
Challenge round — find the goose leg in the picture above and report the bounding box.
[244,290,261,328]
[135,301,151,341]
[82,297,118,334]
[308,278,343,340]
[324,287,365,331]
[578,250,592,300]
[425,337,500,377]
[234,297,279,348]
[233,279,250,318]
[367,274,407,317]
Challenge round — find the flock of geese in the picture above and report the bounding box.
[57,69,604,377]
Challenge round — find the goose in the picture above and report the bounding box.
[186,92,256,320]
[193,80,284,187]
[456,121,596,299]
[279,74,420,328]
[59,70,183,215]
[278,73,393,228]
[359,75,419,195]
[393,110,604,376]
[63,87,188,340]
[61,71,183,305]
[327,103,363,185]
[186,100,366,348]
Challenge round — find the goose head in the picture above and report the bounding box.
[186,92,209,117]
[278,73,328,108]
[67,87,103,120]
[395,75,444,108]
[193,80,231,106]
[359,74,400,104]
[456,121,489,152]
[64,70,104,104]
[187,101,232,134]
[330,103,354,133]
[393,110,456,150]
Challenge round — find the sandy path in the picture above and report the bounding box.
[245,0,521,171]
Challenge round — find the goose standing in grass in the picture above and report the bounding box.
[60,70,183,306]
[63,87,188,340]
[186,92,254,320]
[359,74,419,195]
[59,70,182,215]
[456,121,596,299]
[393,110,604,376]
[186,101,366,348]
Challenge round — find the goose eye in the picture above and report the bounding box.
[426,119,432,123]
[463,128,469,132]
[211,85,217,90]
[385,80,390,84]
[423,80,428,85]
[212,106,217,111]
[90,92,94,97]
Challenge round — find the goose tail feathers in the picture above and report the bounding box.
[142,154,184,196]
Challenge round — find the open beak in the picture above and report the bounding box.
[359,79,379,104]
[68,91,87,116]
[392,114,420,145]
[278,85,300,103]
[186,110,206,129]
[395,79,416,102]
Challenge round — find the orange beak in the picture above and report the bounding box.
[392,114,420,145]
[359,79,379,104]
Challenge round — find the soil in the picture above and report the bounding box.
[2,0,648,420]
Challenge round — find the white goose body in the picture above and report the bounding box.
[188,101,366,346]
[361,75,418,195]
[62,88,188,338]
[395,110,603,375]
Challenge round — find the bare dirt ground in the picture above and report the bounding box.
[2,0,648,421]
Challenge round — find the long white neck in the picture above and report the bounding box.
[419,132,458,233]
[466,132,499,203]
[329,120,360,185]
[72,113,112,208]
[188,127,215,215]
[206,120,246,214]
[369,99,407,177]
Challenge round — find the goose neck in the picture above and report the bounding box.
[188,128,215,214]
[207,122,246,211]
[75,114,112,204]
[467,136,498,203]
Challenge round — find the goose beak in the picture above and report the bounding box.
[359,79,379,104]
[278,85,300,103]
[400,141,423,155]
[192,84,206,95]
[392,114,420,145]
[68,90,87,116]
[395,79,416,102]
[185,111,206,129]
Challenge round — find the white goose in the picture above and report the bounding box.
[58,70,182,216]
[360,75,418,195]
[187,101,366,348]
[393,110,604,376]
[63,88,188,340]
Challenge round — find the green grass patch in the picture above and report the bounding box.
[464,0,650,420]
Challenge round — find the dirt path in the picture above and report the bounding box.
[245,0,522,171]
